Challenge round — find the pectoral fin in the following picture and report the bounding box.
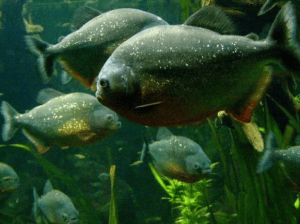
[135,101,163,109]
[76,132,96,141]
[22,129,50,154]
[61,146,69,150]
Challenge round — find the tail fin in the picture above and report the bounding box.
[1,101,21,141]
[267,2,300,74]
[24,35,55,83]
[257,131,278,173]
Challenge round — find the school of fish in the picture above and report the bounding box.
[1,1,300,222]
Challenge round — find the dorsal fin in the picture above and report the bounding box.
[43,180,53,195]
[33,187,40,202]
[36,88,65,104]
[184,6,236,35]
[245,32,259,41]
[71,5,102,31]
[32,187,40,220]
[156,127,173,140]
[57,36,65,42]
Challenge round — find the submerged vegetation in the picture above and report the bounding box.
[149,162,234,224]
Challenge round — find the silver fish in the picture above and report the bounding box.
[1,88,121,153]
[0,162,19,194]
[25,7,168,89]
[142,128,211,183]
[33,180,79,224]
[96,2,300,127]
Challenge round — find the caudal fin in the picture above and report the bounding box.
[1,101,21,141]
[24,35,55,83]
[257,131,278,173]
[267,1,300,74]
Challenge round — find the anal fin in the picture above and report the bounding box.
[22,129,50,154]
[230,65,273,123]
[59,59,94,88]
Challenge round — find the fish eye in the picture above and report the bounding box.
[194,164,202,173]
[61,213,68,221]
[105,114,114,121]
[99,78,108,88]
[2,177,13,182]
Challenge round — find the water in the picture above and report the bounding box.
[0,0,300,223]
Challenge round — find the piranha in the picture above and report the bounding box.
[96,2,300,127]
[33,180,79,224]
[1,88,121,153]
[141,127,211,183]
[0,162,19,194]
[24,6,168,89]
[257,132,300,173]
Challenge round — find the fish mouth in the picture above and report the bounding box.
[0,186,19,193]
[67,218,79,224]
[113,122,122,130]
[202,168,211,175]
[95,88,103,101]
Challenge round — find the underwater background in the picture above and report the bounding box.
[0,0,300,223]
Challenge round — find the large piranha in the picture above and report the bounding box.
[96,3,300,127]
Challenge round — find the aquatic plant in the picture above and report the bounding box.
[149,162,233,223]
[206,95,299,223]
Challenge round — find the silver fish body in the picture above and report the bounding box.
[147,128,211,183]
[33,180,79,224]
[1,89,121,153]
[0,162,19,194]
[25,8,168,88]
[96,2,300,126]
